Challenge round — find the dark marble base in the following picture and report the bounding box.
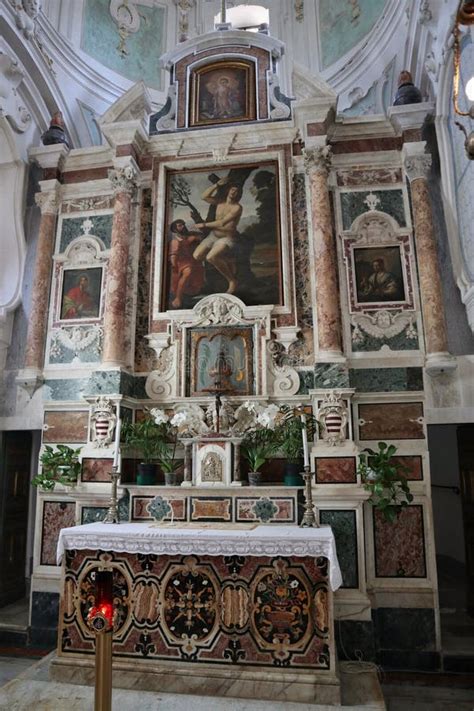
[443,654,474,673]
[336,620,376,662]
[379,650,441,671]
[30,591,59,648]
[374,608,436,651]
[0,629,28,647]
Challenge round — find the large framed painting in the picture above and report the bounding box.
[59,267,102,320]
[162,161,282,310]
[188,326,254,397]
[190,60,256,127]
[353,246,406,305]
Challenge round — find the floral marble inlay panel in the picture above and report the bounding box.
[43,411,89,443]
[358,402,424,440]
[315,458,357,484]
[60,550,331,670]
[319,510,358,588]
[340,190,406,230]
[131,496,187,521]
[351,322,419,352]
[41,501,76,566]
[81,458,113,483]
[235,497,295,523]
[374,505,426,578]
[59,214,113,252]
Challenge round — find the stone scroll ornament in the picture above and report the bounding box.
[90,396,117,448]
[318,391,348,446]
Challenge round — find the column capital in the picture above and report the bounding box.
[108,165,138,196]
[303,145,332,176]
[404,154,432,183]
[35,189,61,215]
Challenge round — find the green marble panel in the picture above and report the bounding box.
[351,324,420,352]
[349,367,423,392]
[82,0,165,91]
[297,369,314,394]
[320,510,358,588]
[60,214,113,252]
[43,372,148,401]
[319,0,386,69]
[340,190,406,230]
[314,363,350,389]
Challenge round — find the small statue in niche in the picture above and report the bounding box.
[41,110,70,147]
[393,70,422,106]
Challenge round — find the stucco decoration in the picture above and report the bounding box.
[174,0,196,42]
[317,391,348,446]
[0,52,31,133]
[10,0,41,40]
[89,396,117,447]
[50,324,103,364]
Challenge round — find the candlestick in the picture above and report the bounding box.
[300,414,310,468]
[104,466,120,524]
[300,465,319,528]
[112,418,121,468]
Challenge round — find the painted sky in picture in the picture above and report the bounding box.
[82,0,165,91]
[319,0,387,69]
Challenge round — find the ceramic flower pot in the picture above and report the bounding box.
[164,471,178,486]
[136,463,157,486]
[283,461,304,486]
[248,471,262,486]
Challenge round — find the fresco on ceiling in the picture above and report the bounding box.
[81,0,165,91]
[319,0,386,69]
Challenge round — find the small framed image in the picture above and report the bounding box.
[353,246,406,306]
[188,326,254,397]
[60,267,102,321]
[190,60,256,127]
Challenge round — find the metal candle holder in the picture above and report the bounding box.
[104,465,120,524]
[300,465,319,528]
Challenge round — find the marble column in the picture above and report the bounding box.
[23,188,61,378]
[102,166,138,366]
[304,146,343,361]
[405,154,455,373]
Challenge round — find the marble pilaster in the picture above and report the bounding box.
[102,166,138,366]
[22,188,61,386]
[304,146,343,361]
[404,154,456,375]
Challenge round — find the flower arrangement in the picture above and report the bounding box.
[239,402,282,483]
[357,441,413,523]
[32,444,81,491]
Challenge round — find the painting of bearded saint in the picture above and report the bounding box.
[163,162,282,310]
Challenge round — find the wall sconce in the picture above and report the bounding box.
[453,1,474,158]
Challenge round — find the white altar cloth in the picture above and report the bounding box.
[57,522,343,591]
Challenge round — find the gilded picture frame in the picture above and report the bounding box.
[188,326,254,397]
[190,59,257,127]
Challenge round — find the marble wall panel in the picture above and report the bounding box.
[59,214,113,252]
[374,505,426,578]
[134,189,154,372]
[319,510,358,588]
[81,458,113,483]
[392,455,423,481]
[43,411,89,443]
[358,402,424,440]
[81,506,108,524]
[191,497,232,521]
[235,497,296,523]
[314,363,350,389]
[315,458,357,484]
[131,496,187,521]
[351,324,420,352]
[43,373,148,401]
[349,368,423,393]
[340,190,406,230]
[41,501,76,566]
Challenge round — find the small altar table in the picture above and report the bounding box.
[52,523,342,705]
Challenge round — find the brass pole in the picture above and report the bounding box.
[95,630,113,711]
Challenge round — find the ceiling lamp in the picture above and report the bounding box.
[453,0,474,158]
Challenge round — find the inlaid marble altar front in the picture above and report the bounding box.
[52,523,342,704]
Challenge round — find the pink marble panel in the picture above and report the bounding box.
[81,458,113,483]
[43,411,89,443]
[315,458,356,484]
[191,498,231,521]
[41,501,76,566]
[374,505,426,578]
[358,402,424,440]
[392,455,423,481]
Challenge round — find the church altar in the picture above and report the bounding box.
[51,522,342,705]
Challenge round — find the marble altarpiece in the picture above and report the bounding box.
[21,19,448,689]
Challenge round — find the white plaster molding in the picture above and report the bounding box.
[145,343,177,400]
[351,311,417,343]
[0,50,32,133]
[303,145,332,176]
[404,153,432,182]
[425,352,457,377]
[388,102,435,135]
[272,326,300,351]
[108,164,138,196]
[267,341,300,397]
[99,81,152,148]
[29,143,69,170]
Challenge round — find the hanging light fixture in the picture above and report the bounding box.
[453,1,474,158]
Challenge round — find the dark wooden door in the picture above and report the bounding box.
[0,431,32,607]
[458,425,474,616]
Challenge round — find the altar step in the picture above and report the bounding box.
[0,653,386,710]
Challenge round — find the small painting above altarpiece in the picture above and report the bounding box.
[190,60,256,127]
[188,326,254,397]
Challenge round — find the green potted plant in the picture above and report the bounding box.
[277,407,317,486]
[240,402,281,486]
[32,444,81,491]
[357,441,413,523]
[122,410,182,486]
